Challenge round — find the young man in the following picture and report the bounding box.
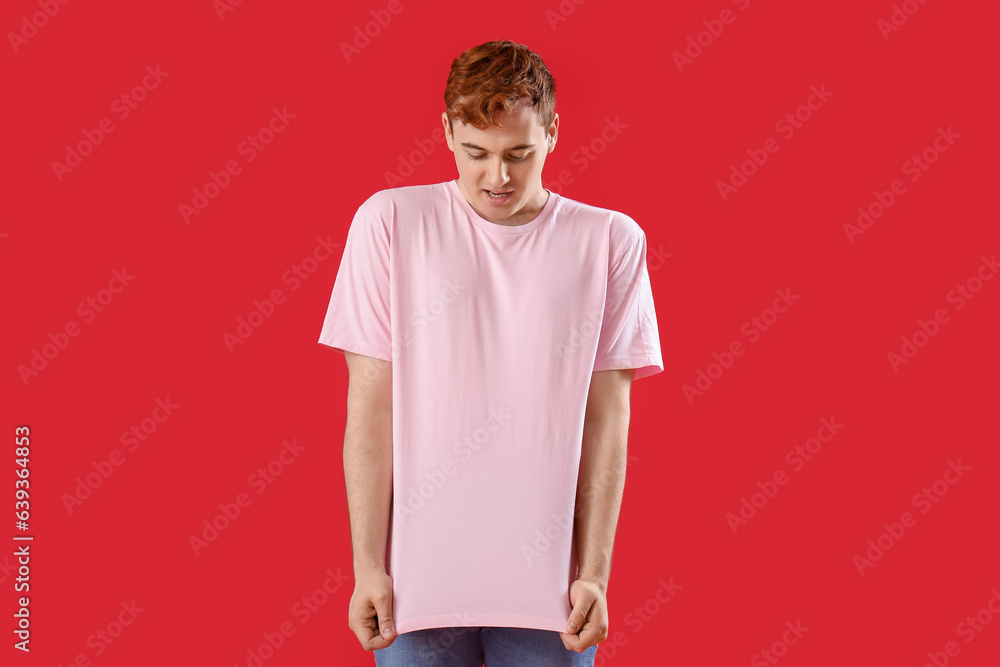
[318,40,663,666]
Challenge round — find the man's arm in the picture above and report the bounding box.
[562,367,633,652]
[343,351,397,649]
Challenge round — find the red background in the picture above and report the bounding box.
[4,0,999,665]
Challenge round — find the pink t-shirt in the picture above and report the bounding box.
[318,179,663,634]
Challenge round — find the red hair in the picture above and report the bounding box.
[444,40,556,131]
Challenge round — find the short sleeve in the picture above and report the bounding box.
[592,222,664,380]
[317,200,392,361]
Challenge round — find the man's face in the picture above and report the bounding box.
[443,97,558,226]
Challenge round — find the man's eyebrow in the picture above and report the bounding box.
[460,142,534,152]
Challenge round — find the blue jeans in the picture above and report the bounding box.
[373,626,598,666]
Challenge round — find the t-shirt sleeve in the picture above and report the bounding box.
[317,199,392,362]
[592,220,664,380]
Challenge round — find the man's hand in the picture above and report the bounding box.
[560,579,609,653]
[348,569,397,651]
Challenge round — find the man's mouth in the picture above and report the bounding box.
[485,189,512,199]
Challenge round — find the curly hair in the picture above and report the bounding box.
[444,40,556,131]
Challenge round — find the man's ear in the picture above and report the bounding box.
[442,112,454,151]
[547,112,559,153]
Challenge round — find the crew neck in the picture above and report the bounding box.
[447,179,557,235]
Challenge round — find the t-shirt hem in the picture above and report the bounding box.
[395,613,568,635]
[594,356,664,380]
[317,336,392,362]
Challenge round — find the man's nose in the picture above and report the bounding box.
[487,158,510,187]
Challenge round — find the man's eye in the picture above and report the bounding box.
[467,153,528,161]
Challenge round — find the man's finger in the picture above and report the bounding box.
[565,596,593,634]
[560,630,580,651]
[373,592,396,642]
[363,628,393,651]
[561,624,591,652]
[351,601,393,651]
[575,620,606,651]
